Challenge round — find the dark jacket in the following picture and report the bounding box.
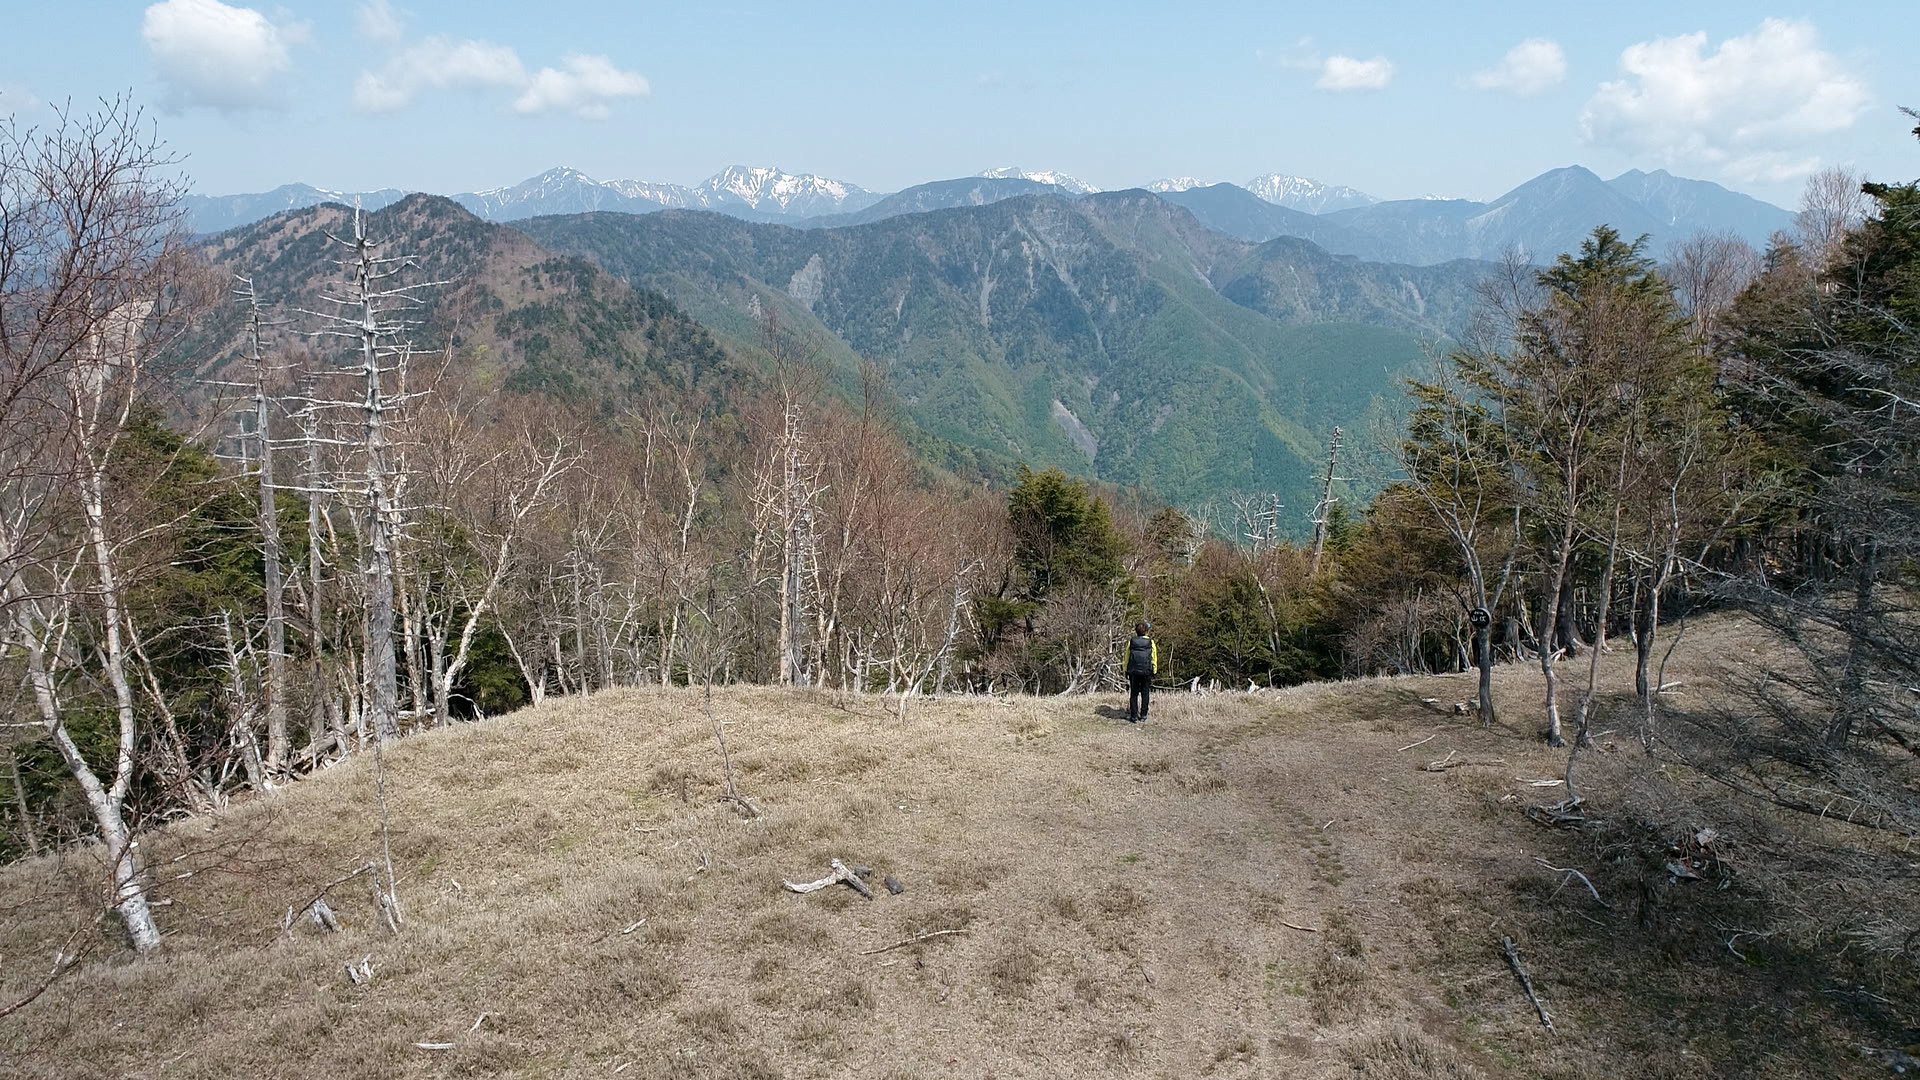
[1124,635,1157,677]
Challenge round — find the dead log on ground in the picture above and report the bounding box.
[783,857,873,900]
[1500,936,1554,1033]
[1524,797,1601,829]
[1421,751,1508,772]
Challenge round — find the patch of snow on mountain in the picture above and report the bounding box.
[697,165,872,211]
[1147,177,1214,192]
[979,167,1099,194]
[1244,173,1378,214]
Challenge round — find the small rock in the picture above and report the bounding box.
[883,875,905,895]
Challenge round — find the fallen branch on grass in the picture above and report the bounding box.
[1524,798,1599,829]
[783,857,873,900]
[281,862,376,936]
[1533,857,1610,908]
[1500,936,1554,1034]
[1278,920,1320,933]
[1421,751,1508,772]
[587,918,649,945]
[0,924,94,1020]
[858,928,969,954]
[1396,734,1439,752]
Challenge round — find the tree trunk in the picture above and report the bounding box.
[16,605,160,951]
[242,291,292,780]
[5,741,41,857]
[354,214,401,744]
[1538,525,1576,747]
[305,393,329,758]
[1829,537,1877,748]
[398,575,426,723]
[1474,617,1495,727]
[256,397,289,778]
[429,630,449,727]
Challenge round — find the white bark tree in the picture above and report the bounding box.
[0,99,208,950]
[302,207,443,743]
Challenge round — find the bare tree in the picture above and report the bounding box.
[749,312,828,687]
[233,277,292,778]
[0,98,210,951]
[301,207,443,743]
[1668,231,1760,343]
[1794,166,1868,263]
[406,385,577,725]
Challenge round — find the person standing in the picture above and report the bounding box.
[1123,621,1157,723]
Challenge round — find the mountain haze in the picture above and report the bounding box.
[183,166,882,234]
[186,163,1794,268]
[1313,165,1793,264]
[800,176,1082,228]
[979,166,1100,193]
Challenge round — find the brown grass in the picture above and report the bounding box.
[0,615,1908,1078]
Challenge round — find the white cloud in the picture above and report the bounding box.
[1580,18,1870,183]
[1469,38,1565,96]
[351,30,647,120]
[1316,55,1394,91]
[356,0,404,44]
[513,55,649,119]
[352,37,527,112]
[0,83,41,114]
[141,0,296,112]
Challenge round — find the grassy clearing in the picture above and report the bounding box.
[0,617,1909,1078]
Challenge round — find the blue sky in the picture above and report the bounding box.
[4,1,1914,206]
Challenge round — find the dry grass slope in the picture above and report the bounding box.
[0,617,1908,1079]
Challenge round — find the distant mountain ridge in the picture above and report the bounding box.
[514,191,1493,509]
[1148,173,1377,214]
[978,167,1099,194]
[1243,173,1379,214]
[182,165,884,234]
[184,162,1794,266]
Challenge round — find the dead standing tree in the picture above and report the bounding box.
[296,206,444,932]
[1308,426,1343,576]
[221,276,294,778]
[750,311,828,687]
[301,206,444,744]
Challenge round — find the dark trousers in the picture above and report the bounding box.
[1127,673,1153,719]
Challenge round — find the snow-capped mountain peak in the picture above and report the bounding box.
[696,165,872,213]
[1244,173,1378,214]
[1146,177,1215,193]
[978,167,1100,194]
[470,166,601,199]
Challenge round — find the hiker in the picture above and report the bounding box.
[1123,621,1157,723]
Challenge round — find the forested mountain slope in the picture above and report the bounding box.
[195,194,746,413]
[519,193,1492,510]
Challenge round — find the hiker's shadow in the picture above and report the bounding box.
[1093,705,1132,722]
